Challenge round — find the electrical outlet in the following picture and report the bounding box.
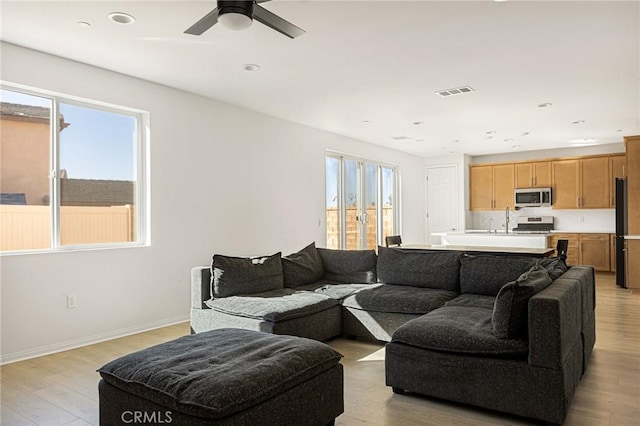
[67,293,77,309]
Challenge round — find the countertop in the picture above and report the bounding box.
[402,244,554,257]
[624,235,640,240]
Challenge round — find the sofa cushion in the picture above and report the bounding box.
[539,256,569,280]
[392,306,528,357]
[98,328,342,419]
[444,293,495,310]
[295,282,378,300]
[493,265,553,339]
[342,284,458,315]
[459,254,537,296]
[205,288,338,322]
[282,242,324,288]
[211,252,284,298]
[317,248,377,284]
[376,246,461,291]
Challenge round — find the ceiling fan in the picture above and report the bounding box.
[184,0,305,39]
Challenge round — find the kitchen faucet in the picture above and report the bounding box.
[505,206,510,234]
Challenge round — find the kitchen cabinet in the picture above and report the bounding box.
[551,157,610,209]
[579,233,610,271]
[515,161,552,188]
[626,239,640,289]
[609,155,626,208]
[548,233,579,266]
[625,136,640,235]
[470,164,514,211]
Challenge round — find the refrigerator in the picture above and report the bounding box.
[615,178,627,288]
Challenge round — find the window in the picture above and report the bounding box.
[0,85,148,253]
[325,153,398,250]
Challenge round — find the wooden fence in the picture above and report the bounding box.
[0,205,134,251]
[326,206,394,250]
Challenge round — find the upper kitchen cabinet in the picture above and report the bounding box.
[470,164,514,211]
[609,154,626,208]
[515,161,552,188]
[552,157,610,209]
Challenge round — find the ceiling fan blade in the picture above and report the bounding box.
[253,4,305,39]
[184,8,219,35]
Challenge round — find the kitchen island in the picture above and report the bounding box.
[402,244,554,258]
[436,231,550,249]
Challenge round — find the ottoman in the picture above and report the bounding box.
[98,328,344,426]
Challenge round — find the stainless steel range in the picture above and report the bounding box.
[512,216,555,234]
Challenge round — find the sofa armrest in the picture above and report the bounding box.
[191,266,212,309]
[528,278,582,369]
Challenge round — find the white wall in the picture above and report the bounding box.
[0,43,426,363]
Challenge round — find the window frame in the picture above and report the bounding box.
[0,82,150,254]
[325,150,400,249]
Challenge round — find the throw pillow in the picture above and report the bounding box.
[492,265,553,339]
[317,248,377,284]
[211,252,284,298]
[459,254,537,296]
[281,242,324,288]
[376,246,461,291]
[539,257,569,281]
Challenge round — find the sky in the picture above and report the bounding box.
[1,88,136,181]
[325,156,394,208]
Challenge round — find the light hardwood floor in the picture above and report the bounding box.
[1,273,638,425]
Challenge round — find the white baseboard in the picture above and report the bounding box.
[0,315,189,365]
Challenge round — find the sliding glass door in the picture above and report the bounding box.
[325,153,398,250]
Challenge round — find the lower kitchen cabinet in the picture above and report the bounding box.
[548,233,580,266]
[579,234,610,271]
[548,233,611,271]
[626,239,640,289]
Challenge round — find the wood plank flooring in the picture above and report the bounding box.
[1,273,638,425]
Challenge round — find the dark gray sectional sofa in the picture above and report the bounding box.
[190,242,596,424]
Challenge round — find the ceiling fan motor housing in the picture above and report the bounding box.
[218,1,254,20]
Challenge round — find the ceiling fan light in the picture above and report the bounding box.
[219,12,252,30]
[218,1,254,31]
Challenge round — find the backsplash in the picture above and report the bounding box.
[470,207,616,233]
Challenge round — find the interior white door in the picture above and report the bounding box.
[426,166,459,244]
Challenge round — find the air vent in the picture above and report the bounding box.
[436,86,475,97]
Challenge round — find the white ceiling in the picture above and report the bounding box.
[1,0,639,157]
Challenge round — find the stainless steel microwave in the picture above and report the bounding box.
[514,188,552,208]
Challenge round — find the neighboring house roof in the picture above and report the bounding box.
[61,178,134,207]
[0,102,70,129]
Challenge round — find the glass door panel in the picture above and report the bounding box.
[364,163,378,250]
[381,166,395,241]
[325,156,341,249]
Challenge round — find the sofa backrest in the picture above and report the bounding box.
[317,248,378,284]
[459,254,537,296]
[376,246,461,292]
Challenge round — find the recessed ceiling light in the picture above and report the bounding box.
[453,140,460,144]
[108,12,135,24]
[412,121,423,125]
[242,64,261,71]
[391,136,410,141]
[520,132,530,136]
[486,136,494,140]
[486,130,496,135]
[415,138,424,142]
[77,21,91,28]
[504,138,514,142]
[538,102,553,108]
[512,145,521,148]
[572,120,585,125]
[616,129,623,132]
[362,120,370,124]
